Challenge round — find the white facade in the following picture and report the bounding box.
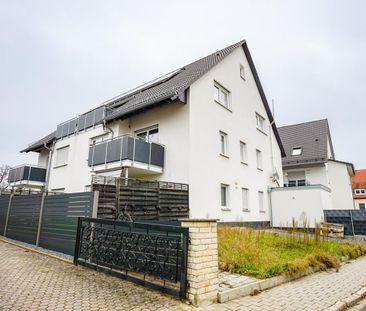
[271,185,332,228]
[282,161,354,211]
[187,47,283,221]
[36,45,283,222]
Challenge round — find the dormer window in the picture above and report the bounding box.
[292,147,302,156]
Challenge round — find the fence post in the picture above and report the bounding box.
[36,192,47,246]
[92,191,99,218]
[3,194,14,237]
[180,219,219,307]
[350,210,355,236]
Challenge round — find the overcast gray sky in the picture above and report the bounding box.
[1,0,365,168]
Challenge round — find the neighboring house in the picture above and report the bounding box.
[8,40,285,223]
[352,169,366,210]
[271,119,355,227]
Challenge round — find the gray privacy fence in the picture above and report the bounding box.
[0,192,96,255]
[324,209,366,235]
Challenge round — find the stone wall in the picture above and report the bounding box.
[181,219,219,306]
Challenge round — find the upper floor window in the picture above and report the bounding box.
[256,149,263,170]
[90,133,109,144]
[214,82,231,110]
[240,64,246,80]
[55,146,69,167]
[51,188,65,193]
[240,141,247,164]
[220,131,228,156]
[256,113,266,133]
[355,189,366,195]
[286,171,306,187]
[292,147,303,156]
[135,125,159,143]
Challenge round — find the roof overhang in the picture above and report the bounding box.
[328,159,355,176]
[242,42,286,157]
[20,131,56,153]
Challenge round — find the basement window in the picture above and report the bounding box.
[292,147,303,156]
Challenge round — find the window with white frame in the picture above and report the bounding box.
[240,64,245,80]
[256,113,266,133]
[242,188,249,211]
[256,149,263,170]
[220,131,228,156]
[51,188,65,193]
[292,147,303,156]
[90,133,109,144]
[221,184,230,208]
[55,146,69,167]
[240,141,247,163]
[214,82,230,110]
[135,125,159,143]
[360,203,366,210]
[258,191,264,212]
[355,189,366,195]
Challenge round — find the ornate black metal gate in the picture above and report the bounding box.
[73,217,189,299]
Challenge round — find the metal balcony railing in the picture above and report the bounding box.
[284,180,310,187]
[8,164,47,184]
[88,134,165,169]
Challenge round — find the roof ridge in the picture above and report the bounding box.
[278,118,329,129]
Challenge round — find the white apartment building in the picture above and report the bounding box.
[9,40,285,223]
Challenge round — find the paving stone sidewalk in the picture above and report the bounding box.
[0,241,189,311]
[204,257,366,311]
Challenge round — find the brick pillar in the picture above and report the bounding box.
[181,219,219,307]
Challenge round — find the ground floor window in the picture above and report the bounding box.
[360,203,365,210]
[258,191,264,212]
[221,184,230,208]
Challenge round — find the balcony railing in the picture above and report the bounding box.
[284,180,310,187]
[8,165,47,184]
[88,135,165,170]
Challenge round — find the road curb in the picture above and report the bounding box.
[324,286,366,311]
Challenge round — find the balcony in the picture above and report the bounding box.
[88,135,165,175]
[284,180,310,187]
[8,165,47,188]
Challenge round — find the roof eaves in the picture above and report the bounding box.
[242,42,286,157]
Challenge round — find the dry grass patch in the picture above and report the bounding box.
[218,226,366,279]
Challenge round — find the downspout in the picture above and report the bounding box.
[268,187,274,227]
[103,120,114,139]
[268,120,279,227]
[43,142,54,192]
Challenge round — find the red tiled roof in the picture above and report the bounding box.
[352,169,366,188]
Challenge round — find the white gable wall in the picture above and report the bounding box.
[188,46,283,221]
[327,161,355,210]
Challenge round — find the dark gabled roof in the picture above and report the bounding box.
[22,40,285,156]
[278,119,335,168]
[104,40,246,121]
[21,131,56,153]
